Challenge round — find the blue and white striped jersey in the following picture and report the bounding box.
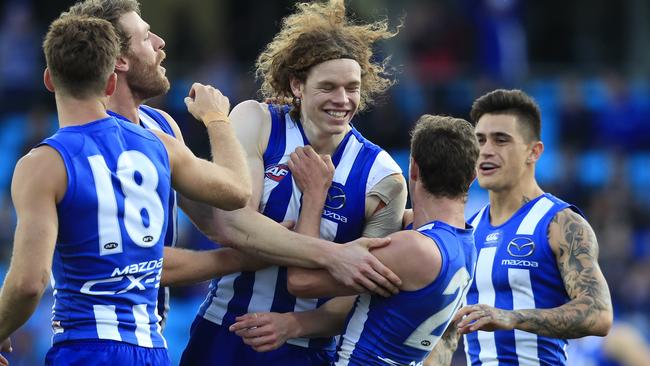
[197,104,402,351]
[334,221,476,366]
[42,116,170,348]
[464,193,580,366]
[108,106,178,326]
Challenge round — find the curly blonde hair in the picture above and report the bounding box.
[256,0,399,112]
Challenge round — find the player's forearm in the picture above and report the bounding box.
[0,272,47,340]
[205,119,251,201]
[287,296,353,339]
[287,267,357,298]
[215,207,335,268]
[294,192,326,238]
[424,325,460,366]
[512,297,612,338]
[178,195,221,239]
[162,247,267,286]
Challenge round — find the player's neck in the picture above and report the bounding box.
[55,94,110,128]
[301,119,351,156]
[488,180,544,226]
[107,80,144,125]
[412,190,466,229]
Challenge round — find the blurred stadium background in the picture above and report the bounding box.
[1,0,649,364]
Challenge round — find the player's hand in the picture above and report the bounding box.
[455,304,517,334]
[288,146,334,197]
[184,83,230,125]
[229,312,294,352]
[327,237,401,297]
[0,337,11,366]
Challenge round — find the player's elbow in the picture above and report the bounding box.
[10,271,49,300]
[592,309,614,337]
[216,187,251,211]
[287,268,316,298]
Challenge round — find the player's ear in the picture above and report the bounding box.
[289,77,303,99]
[105,72,117,97]
[409,156,419,182]
[115,55,129,73]
[43,68,55,93]
[527,140,544,164]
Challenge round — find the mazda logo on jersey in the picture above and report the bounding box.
[507,237,536,257]
[265,163,290,182]
[325,184,346,210]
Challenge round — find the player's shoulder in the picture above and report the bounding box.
[231,100,271,124]
[382,230,443,290]
[12,145,67,199]
[146,106,184,141]
[230,100,274,153]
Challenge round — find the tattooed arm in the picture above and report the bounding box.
[423,323,460,366]
[457,208,613,338]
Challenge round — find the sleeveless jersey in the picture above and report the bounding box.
[334,221,476,366]
[43,116,170,348]
[463,193,580,366]
[108,105,177,326]
[197,104,402,351]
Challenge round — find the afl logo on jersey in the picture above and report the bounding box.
[325,184,346,210]
[265,164,290,182]
[507,237,535,257]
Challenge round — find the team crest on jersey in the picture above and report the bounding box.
[265,163,290,182]
[507,237,536,257]
[325,183,346,210]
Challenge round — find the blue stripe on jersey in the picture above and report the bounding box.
[263,105,290,164]
[465,193,579,366]
[334,221,476,366]
[42,117,169,348]
[197,104,402,354]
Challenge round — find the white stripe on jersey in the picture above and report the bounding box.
[287,297,318,348]
[334,136,364,184]
[476,246,499,365]
[133,304,153,347]
[365,150,402,192]
[508,268,540,366]
[335,294,372,366]
[203,274,238,325]
[93,304,122,341]
[248,267,280,313]
[516,197,553,235]
[470,207,486,230]
[138,110,163,132]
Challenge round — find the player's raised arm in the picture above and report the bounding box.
[0,147,66,353]
[151,83,251,210]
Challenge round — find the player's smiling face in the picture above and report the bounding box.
[291,58,361,136]
[118,11,169,100]
[475,113,533,192]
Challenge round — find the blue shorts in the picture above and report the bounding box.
[45,340,170,366]
[180,316,334,366]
